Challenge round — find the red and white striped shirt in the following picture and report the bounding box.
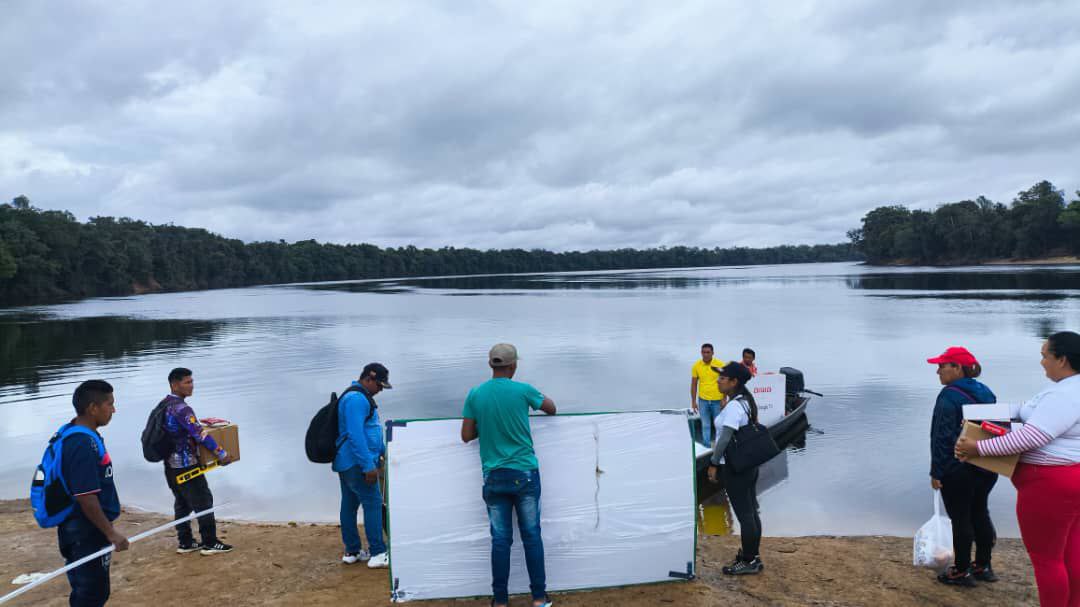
[977,374,1080,466]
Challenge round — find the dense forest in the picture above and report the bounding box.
[0,195,857,305]
[848,180,1080,265]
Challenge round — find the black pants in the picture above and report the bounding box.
[58,517,111,607]
[165,465,217,546]
[723,464,762,560]
[940,465,998,570]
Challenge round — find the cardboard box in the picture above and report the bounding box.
[197,424,240,467]
[962,404,1013,421]
[960,421,1017,478]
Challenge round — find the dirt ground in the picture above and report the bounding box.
[1,500,1038,606]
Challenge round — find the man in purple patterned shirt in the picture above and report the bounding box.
[162,367,234,555]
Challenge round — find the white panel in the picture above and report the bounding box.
[751,372,786,427]
[386,412,695,602]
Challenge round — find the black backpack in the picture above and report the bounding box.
[141,398,173,463]
[305,386,373,464]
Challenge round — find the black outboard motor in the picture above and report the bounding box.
[779,367,805,396]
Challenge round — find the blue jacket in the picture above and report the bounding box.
[930,377,996,480]
[332,382,384,474]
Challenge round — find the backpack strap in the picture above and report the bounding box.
[730,396,753,427]
[945,385,978,404]
[51,425,107,496]
[339,385,377,422]
[60,425,107,460]
[335,385,375,449]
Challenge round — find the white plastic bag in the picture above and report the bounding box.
[913,490,953,568]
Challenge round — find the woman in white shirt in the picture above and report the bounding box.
[956,331,1080,607]
[705,362,763,576]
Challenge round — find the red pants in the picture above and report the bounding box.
[1014,462,1080,607]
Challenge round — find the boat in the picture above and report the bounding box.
[689,367,819,496]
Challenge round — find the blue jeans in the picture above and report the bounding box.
[699,398,723,446]
[58,517,111,607]
[338,466,386,556]
[483,468,546,604]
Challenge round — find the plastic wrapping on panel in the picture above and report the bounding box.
[386,412,696,602]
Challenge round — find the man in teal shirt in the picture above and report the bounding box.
[461,343,556,607]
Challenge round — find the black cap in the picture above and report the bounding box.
[714,362,752,385]
[361,362,392,389]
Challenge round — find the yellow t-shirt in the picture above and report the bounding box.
[691,359,726,401]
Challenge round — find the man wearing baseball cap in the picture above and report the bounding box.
[461,343,556,607]
[334,362,393,569]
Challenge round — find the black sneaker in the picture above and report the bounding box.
[723,557,764,575]
[176,541,200,554]
[937,566,976,587]
[200,541,234,555]
[970,564,998,583]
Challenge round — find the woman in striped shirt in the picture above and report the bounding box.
[955,331,1080,607]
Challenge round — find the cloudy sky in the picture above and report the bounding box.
[3,1,1079,250]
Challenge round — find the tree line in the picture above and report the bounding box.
[848,180,1080,265]
[0,195,858,305]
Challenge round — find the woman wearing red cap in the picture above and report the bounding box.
[956,332,1080,606]
[927,345,999,586]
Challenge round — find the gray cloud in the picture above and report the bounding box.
[3,1,1079,251]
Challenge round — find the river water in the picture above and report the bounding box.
[2,261,1078,536]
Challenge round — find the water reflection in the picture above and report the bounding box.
[700,497,735,536]
[700,450,791,536]
[305,274,741,293]
[873,293,1077,301]
[847,269,1080,292]
[1,261,1074,535]
[299,268,847,295]
[0,314,225,391]
[1025,317,1065,339]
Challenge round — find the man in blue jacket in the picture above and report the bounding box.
[334,362,392,568]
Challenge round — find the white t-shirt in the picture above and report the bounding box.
[1018,374,1080,463]
[712,396,751,465]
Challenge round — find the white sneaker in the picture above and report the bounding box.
[367,552,389,568]
[342,549,370,564]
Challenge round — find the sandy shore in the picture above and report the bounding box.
[982,256,1080,266]
[1,500,1038,606]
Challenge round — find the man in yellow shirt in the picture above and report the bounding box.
[691,343,727,446]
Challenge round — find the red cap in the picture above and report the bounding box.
[927,346,978,366]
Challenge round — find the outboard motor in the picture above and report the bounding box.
[779,367,805,396]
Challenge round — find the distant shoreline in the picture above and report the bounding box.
[866,255,1080,267]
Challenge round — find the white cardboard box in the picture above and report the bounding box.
[751,372,786,427]
[962,404,1013,421]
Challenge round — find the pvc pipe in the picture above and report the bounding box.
[1,504,222,605]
